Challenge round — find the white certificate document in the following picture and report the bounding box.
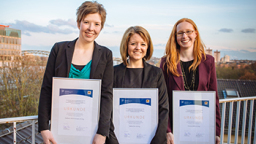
[51,78,101,144]
[173,91,216,144]
[113,89,158,144]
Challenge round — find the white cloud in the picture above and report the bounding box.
[50,19,77,28]
[8,20,77,36]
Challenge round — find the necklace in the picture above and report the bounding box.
[180,61,196,91]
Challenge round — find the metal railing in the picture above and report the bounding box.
[219,97,256,144]
[0,97,256,144]
[0,115,38,144]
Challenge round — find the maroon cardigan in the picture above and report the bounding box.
[160,54,221,136]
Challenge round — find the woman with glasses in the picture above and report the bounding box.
[160,18,221,144]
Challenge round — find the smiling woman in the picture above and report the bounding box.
[106,26,169,144]
[160,18,221,144]
[176,22,197,51]
[38,1,113,144]
[77,13,102,44]
[119,26,153,67]
[127,33,148,67]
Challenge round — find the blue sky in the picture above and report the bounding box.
[1,0,256,60]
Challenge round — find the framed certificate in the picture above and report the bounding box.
[51,77,101,144]
[173,91,216,144]
[113,88,158,144]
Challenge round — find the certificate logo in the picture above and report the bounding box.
[146,99,150,103]
[204,101,208,105]
[87,91,91,95]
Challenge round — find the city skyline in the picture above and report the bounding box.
[1,0,256,60]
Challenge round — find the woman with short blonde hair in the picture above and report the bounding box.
[38,1,113,144]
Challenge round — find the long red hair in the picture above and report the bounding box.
[164,18,206,77]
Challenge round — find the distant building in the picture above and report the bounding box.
[220,55,230,63]
[205,48,213,56]
[214,50,220,63]
[0,25,22,90]
[0,25,21,67]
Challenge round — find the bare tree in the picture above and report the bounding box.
[0,54,47,120]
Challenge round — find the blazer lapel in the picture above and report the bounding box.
[172,62,184,90]
[66,39,77,77]
[90,42,102,78]
[197,59,205,90]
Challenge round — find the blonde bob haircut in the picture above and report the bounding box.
[164,18,206,77]
[120,26,153,66]
[76,1,106,29]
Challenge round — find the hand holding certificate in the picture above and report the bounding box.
[113,89,158,144]
[173,91,216,144]
[51,78,101,144]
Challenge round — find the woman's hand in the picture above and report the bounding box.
[41,130,57,144]
[216,136,220,144]
[167,132,174,144]
[92,134,106,144]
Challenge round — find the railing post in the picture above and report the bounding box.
[234,101,241,144]
[254,106,256,144]
[32,120,35,144]
[227,102,233,144]
[241,100,248,144]
[13,122,16,144]
[220,102,226,144]
[247,100,254,144]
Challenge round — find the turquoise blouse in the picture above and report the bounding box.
[69,60,92,79]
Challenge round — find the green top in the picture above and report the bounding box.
[69,60,92,79]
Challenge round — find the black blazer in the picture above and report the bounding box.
[111,61,169,144]
[38,38,113,137]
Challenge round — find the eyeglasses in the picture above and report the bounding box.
[176,30,194,37]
